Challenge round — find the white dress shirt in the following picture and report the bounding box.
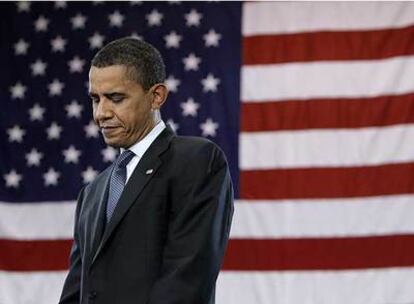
[121,120,166,183]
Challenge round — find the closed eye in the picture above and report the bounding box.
[106,93,127,103]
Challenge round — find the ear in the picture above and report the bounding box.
[149,83,168,110]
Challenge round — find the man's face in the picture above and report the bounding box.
[89,65,155,148]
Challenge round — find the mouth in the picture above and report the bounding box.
[101,126,121,135]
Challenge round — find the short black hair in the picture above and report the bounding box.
[91,37,166,91]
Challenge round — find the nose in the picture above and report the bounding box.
[94,98,112,122]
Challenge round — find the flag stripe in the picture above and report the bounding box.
[0,202,75,239]
[223,236,414,270]
[216,268,414,304]
[3,195,414,241]
[232,195,414,238]
[243,2,414,36]
[25,268,411,303]
[6,268,414,304]
[0,270,67,304]
[0,239,71,271]
[240,124,414,169]
[240,163,414,199]
[241,56,414,102]
[241,93,414,131]
[244,25,414,65]
[2,269,414,304]
[4,235,414,271]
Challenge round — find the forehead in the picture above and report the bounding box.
[88,65,145,94]
[89,65,130,85]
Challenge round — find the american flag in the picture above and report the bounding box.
[1,1,414,303]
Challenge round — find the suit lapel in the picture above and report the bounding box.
[91,126,174,267]
[85,166,112,266]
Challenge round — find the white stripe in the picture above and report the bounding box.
[0,270,67,304]
[0,201,75,239]
[241,56,414,102]
[243,2,414,36]
[4,194,412,241]
[1,269,413,304]
[216,268,414,304]
[231,195,414,238]
[240,124,414,169]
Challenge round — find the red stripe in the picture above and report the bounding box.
[243,25,414,65]
[242,93,414,132]
[0,239,71,271]
[3,236,414,272]
[241,163,414,199]
[223,235,414,270]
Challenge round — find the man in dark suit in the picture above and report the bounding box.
[59,37,234,304]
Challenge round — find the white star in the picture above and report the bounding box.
[167,119,179,133]
[51,35,67,52]
[10,82,27,99]
[28,103,46,121]
[4,170,22,188]
[71,13,87,29]
[85,121,100,138]
[65,100,83,118]
[101,146,118,162]
[89,32,105,49]
[200,118,219,137]
[7,125,25,143]
[203,29,221,47]
[146,9,163,27]
[48,79,65,96]
[108,10,125,27]
[185,9,202,27]
[130,32,143,40]
[30,59,47,76]
[17,2,30,13]
[68,56,85,73]
[180,98,200,117]
[201,73,220,92]
[14,39,29,55]
[82,166,99,184]
[183,53,201,71]
[46,122,62,140]
[63,145,81,164]
[164,31,182,49]
[165,75,180,93]
[26,148,43,167]
[34,15,49,32]
[54,1,67,9]
[43,168,60,186]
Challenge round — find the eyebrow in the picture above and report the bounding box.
[88,92,128,98]
[105,92,127,98]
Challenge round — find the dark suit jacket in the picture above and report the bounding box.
[59,126,234,304]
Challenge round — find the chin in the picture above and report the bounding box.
[103,137,122,148]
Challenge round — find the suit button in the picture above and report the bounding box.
[88,291,97,300]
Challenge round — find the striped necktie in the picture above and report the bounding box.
[106,150,135,222]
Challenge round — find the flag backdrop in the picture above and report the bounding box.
[1,1,414,303]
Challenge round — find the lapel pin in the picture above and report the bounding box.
[146,169,153,175]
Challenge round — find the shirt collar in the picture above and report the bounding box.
[121,120,166,158]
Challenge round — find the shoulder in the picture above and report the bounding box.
[171,135,225,160]
[166,135,228,174]
[171,135,221,152]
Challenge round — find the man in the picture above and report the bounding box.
[59,37,234,304]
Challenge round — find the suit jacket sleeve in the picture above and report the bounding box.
[147,142,234,304]
[59,187,85,304]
